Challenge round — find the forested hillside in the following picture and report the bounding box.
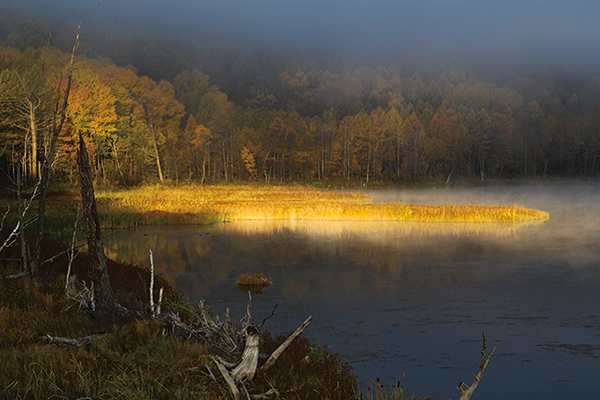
[1,9,599,187]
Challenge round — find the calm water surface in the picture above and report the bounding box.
[104,183,600,400]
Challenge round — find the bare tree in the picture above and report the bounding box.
[31,26,80,280]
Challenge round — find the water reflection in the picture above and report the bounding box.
[105,219,540,299]
[103,183,600,400]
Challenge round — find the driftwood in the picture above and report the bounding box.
[162,302,240,354]
[457,332,496,400]
[161,291,312,399]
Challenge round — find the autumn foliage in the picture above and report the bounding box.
[1,41,599,188]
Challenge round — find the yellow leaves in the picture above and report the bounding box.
[182,114,212,151]
[241,146,258,180]
[67,67,118,138]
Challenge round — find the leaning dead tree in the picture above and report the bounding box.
[457,332,496,400]
[162,293,312,399]
[76,132,115,314]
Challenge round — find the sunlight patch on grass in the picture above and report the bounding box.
[0,184,548,234]
[94,185,548,225]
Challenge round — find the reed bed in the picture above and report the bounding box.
[210,201,548,223]
[0,184,549,234]
[95,185,548,225]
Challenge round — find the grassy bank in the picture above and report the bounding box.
[0,239,361,400]
[3,184,549,234]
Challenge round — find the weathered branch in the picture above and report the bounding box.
[257,304,278,328]
[457,332,496,400]
[213,356,241,400]
[0,205,10,231]
[261,316,313,372]
[0,177,40,257]
[43,333,106,347]
[5,272,28,280]
[65,280,96,312]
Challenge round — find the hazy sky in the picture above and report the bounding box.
[6,0,600,68]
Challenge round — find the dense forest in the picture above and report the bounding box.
[1,9,600,187]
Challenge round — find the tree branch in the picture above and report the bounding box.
[261,316,313,372]
[457,332,496,400]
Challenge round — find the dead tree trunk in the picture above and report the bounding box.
[76,132,115,314]
[231,325,260,382]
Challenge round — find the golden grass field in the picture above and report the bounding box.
[94,184,548,225]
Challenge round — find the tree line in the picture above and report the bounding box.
[1,44,600,187]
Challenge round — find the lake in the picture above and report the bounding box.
[103,182,600,400]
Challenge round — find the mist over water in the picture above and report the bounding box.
[104,183,600,399]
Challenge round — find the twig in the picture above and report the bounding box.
[66,280,96,312]
[5,272,28,280]
[0,205,9,231]
[257,304,278,328]
[205,364,216,380]
[39,240,87,267]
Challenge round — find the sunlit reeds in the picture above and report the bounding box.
[0,184,549,234]
[94,185,548,226]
